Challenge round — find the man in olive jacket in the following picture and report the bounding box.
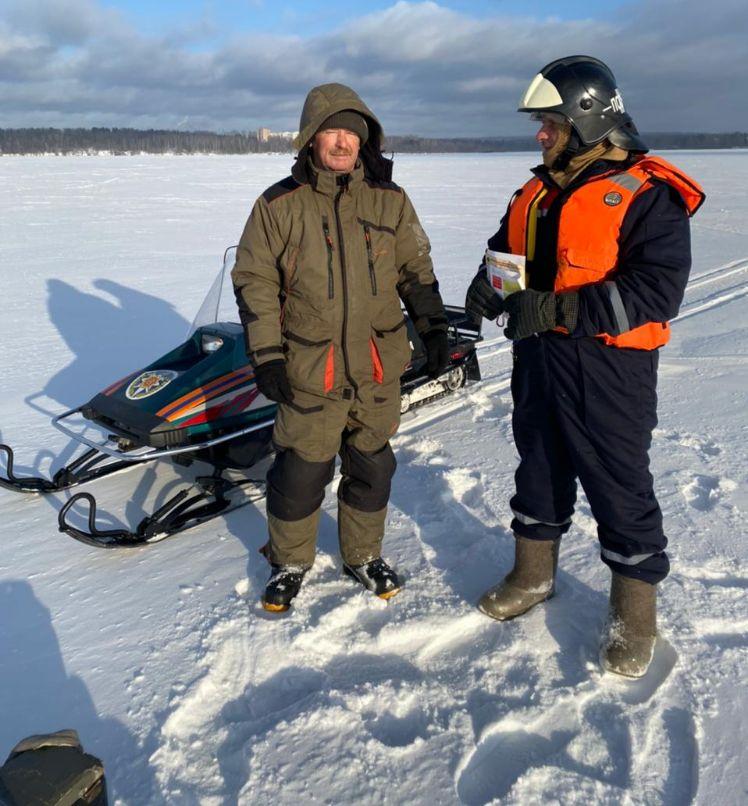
[232,83,448,611]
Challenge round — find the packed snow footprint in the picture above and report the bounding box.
[148,549,693,804]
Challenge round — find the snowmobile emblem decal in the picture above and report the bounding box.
[125,370,178,400]
[604,191,623,206]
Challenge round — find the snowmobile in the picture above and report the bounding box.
[0,247,482,548]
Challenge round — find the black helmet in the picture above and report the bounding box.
[518,55,647,153]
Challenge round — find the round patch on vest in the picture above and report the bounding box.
[604,191,623,206]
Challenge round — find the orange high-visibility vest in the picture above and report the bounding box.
[507,156,705,350]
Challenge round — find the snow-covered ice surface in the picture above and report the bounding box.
[1,152,746,805]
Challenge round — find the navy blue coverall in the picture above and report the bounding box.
[489,158,693,585]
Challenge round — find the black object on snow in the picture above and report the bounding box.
[0,729,107,806]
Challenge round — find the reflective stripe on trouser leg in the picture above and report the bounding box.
[266,448,335,567]
[601,548,656,566]
[510,507,574,542]
[598,545,669,584]
[511,508,572,528]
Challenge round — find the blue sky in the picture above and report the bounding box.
[106,1,631,39]
[0,0,746,135]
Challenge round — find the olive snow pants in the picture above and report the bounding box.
[509,333,669,585]
[265,384,400,568]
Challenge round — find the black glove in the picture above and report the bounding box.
[465,266,504,323]
[502,289,579,341]
[254,359,295,404]
[421,330,449,379]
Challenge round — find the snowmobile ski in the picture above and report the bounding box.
[0,444,136,494]
[58,474,266,548]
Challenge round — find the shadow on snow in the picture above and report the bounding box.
[0,580,158,803]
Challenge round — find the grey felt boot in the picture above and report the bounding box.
[601,572,657,678]
[478,535,560,620]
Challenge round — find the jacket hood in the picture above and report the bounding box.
[293,83,393,183]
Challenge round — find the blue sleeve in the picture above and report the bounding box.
[487,188,520,253]
[487,218,509,252]
[575,181,692,337]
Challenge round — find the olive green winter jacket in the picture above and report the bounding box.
[232,83,447,405]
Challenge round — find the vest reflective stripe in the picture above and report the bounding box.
[507,178,545,259]
[526,186,548,262]
[605,280,630,334]
[506,156,705,351]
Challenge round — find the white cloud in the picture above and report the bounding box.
[0,0,745,135]
[2,0,122,44]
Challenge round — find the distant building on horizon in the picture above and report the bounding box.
[257,128,298,143]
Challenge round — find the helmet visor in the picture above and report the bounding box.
[518,73,563,111]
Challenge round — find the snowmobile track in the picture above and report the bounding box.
[400,373,512,435]
[687,258,748,291]
[676,280,748,322]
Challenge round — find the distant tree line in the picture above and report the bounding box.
[1,127,746,155]
[388,132,748,152]
[0,128,292,155]
[386,135,539,152]
[638,132,748,150]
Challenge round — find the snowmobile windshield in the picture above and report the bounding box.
[190,246,240,333]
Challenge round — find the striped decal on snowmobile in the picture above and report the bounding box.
[157,366,255,420]
[176,387,262,427]
[102,371,139,396]
[166,380,259,424]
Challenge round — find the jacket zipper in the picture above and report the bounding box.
[322,217,334,299]
[363,224,377,296]
[334,178,357,393]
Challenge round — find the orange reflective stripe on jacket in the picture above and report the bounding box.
[506,155,705,351]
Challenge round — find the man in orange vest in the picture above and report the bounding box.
[465,56,704,677]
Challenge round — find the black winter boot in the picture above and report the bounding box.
[478,535,560,620]
[343,557,402,600]
[262,565,308,612]
[601,572,657,678]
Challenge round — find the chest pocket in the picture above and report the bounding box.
[281,228,334,308]
[555,194,626,290]
[359,218,397,296]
